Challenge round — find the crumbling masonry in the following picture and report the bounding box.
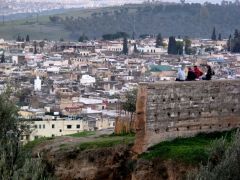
[133,80,240,153]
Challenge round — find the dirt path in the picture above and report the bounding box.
[33,128,114,155]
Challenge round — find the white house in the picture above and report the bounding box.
[34,76,42,91]
[80,75,96,86]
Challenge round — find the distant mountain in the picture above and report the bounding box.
[49,3,240,39]
[1,3,240,40]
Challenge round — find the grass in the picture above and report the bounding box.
[76,133,135,151]
[67,131,96,138]
[23,137,53,151]
[140,130,235,164]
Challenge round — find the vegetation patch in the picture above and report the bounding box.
[77,133,135,151]
[23,137,54,151]
[67,131,96,137]
[140,130,235,164]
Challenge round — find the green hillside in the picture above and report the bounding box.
[1,3,240,40]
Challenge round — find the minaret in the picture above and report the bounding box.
[34,76,42,91]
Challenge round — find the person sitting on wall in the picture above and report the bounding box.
[202,65,215,80]
[194,65,203,79]
[186,67,196,81]
[176,66,186,81]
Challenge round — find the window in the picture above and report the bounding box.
[59,129,62,132]
[39,125,41,129]
[34,136,39,140]
[52,124,55,129]
[26,135,30,141]
[67,125,72,129]
[76,125,80,129]
[43,124,45,129]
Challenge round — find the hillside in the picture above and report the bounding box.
[1,3,240,40]
[28,130,238,179]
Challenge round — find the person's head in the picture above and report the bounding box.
[181,65,185,70]
[188,67,192,71]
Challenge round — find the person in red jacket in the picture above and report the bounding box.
[194,66,203,79]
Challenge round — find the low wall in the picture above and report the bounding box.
[133,80,240,154]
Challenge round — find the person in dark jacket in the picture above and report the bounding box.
[186,67,196,81]
[203,65,215,80]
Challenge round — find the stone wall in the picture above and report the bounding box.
[133,80,240,154]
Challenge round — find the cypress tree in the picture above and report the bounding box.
[122,37,128,55]
[168,36,177,54]
[33,41,37,54]
[26,34,30,42]
[1,53,5,63]
[156,33,163,47]
[227,34,232,52]
[234,29,239,39]
[176,41,184,55]
[218,33,222,41]
[133,43,139,53]
[184,38,192,55]
[211,27,217,41]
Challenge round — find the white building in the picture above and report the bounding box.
[80,75,96,86]
[34,76,42,91]
[137,45,166,54]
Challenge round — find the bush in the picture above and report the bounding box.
[188,130,240,180]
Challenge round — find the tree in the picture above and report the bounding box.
[227,34,232,51]
[156,33,163,47]
[16,35,24,42]
[33,41,37,54]
[229,29,240,53]
[176,41,184,55]
[0,88,51,179]
[184,38,192,55]
[0,88,24,178]
[1,53,5,63]
[102,32,129,41]
[180,0,185,4]
[78,34,89,42]
[133,43,139,53]
[21,43,25,49]
[122,89,137,125]
[234,29,239,39]
[168,36,177,54]
[211,27,217,41]
[122,37,128,55]
[26,34,30,42]
[39,41,45,52]
[218,33,222,41]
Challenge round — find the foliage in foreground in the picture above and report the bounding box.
[188,130,240,180]
[0,89,52,179]
[140,131,234,164]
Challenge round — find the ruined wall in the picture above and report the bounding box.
[133,80,240,154]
